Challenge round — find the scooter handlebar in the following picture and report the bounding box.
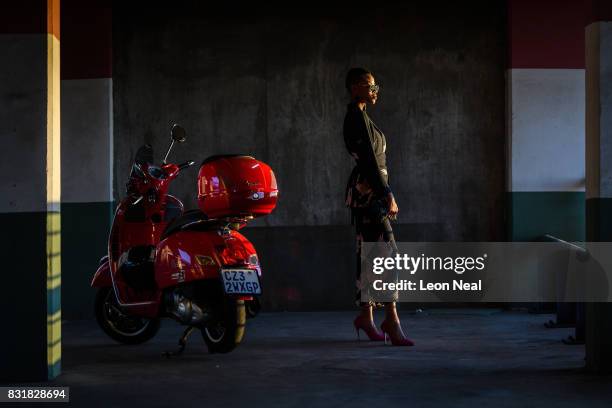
[178,160,195,170]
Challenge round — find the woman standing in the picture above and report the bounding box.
[343,67,414,346]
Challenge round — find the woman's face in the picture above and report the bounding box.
[352,73,379,105]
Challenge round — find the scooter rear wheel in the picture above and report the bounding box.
[202,297,246,353]
[94,287,161,344]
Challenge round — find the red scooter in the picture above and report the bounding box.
[91,124,278,354]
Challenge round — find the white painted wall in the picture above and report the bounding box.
[61,78,113,203]
[507,68,585,192]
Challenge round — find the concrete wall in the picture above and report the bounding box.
[113,1,506,238]
[506,0,586,243]
[109,1,507,311]
[61,0,114,320]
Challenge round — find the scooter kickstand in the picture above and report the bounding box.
[162,326,195,358]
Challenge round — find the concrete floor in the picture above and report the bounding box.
[35,310,612,407]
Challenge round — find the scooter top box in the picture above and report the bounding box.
[197,154,278,219]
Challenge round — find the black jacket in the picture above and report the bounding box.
[343,102,392,197]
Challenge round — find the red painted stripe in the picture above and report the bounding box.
[0,0,47,35]
[61,0,112,79]
[48,0,60,40]
[585,0,612,25]
[508,0,585,69]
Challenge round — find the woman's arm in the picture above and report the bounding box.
[343,109,392,197]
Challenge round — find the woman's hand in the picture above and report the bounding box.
[387,193,399,219]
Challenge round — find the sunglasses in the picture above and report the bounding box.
[359,83,380,93]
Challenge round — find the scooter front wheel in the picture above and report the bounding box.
[94,287,161,344]
[202,297,246,353]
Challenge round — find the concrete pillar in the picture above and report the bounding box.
[61,0,113,319]
[585,0,612,373]
[0,0,62,380]
[506,0,585,243]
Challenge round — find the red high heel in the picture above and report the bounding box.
[380,320,415,346]
[353,316,385,341]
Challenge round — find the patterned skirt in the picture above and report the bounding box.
[345,167,398,307]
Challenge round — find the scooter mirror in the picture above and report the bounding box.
[164,124,187,164]
[170,124,187,143]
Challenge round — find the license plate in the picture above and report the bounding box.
[221,269,262,295]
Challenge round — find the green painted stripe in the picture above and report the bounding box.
[507,192,585,242]
[586,197,612,241]
[61,201,114,320]
[47,286,62,314]
[0,211,48,381]
[48,360,61,379]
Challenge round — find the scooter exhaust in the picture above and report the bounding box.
[165,291,210,325]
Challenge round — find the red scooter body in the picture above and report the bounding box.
[155,229,260,289]
[92,126,277,352]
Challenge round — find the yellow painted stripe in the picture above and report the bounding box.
[47,310,61,366]
[47,310,61,325]
[47,213,61,290]
[48,276,61,291]
[46,212,60,235]
[47,33,61,212]
[47,340,61,366]
[48,279,61,292]
[46,18,61,373]
[47,324,61,343]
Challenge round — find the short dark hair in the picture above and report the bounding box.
[345,67,372,92]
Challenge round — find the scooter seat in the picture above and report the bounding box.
[161,209,213,239]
